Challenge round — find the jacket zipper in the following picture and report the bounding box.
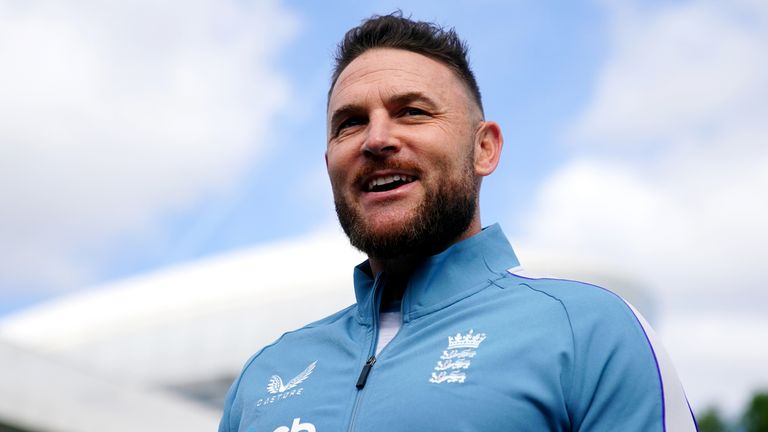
[347,272,386,432]
[356,355,377,389]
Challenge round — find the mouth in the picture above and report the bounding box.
[363,173,418,193]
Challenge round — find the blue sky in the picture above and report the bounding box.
[0,1,607,298]
[98,1,608,281]
[1,0,767,414]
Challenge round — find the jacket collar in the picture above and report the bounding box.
[352,224,520,324]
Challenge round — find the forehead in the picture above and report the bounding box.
[328,48,471,115]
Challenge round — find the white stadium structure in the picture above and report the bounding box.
[0,231,653,431]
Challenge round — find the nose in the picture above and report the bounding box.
[362,112,399,158]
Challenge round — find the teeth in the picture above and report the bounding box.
[367,175,414,191]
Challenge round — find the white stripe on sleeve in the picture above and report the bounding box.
[624,301,697,431]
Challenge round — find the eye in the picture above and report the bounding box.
[400,107,428,117]
[335,116,367,136]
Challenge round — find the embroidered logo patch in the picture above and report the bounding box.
[256,361,317,407]
[267,361,317,394]
[429,330,486,384]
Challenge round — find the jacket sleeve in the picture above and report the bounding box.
[561,285,697,431]
[218,374,242,432]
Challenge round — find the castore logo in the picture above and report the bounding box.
[267,361,317,394]
[257,361,317,407]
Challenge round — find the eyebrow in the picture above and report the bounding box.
[328,104,363,134]
[328,91,440,132]
[389,91,439,111]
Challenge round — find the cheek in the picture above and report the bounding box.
[326,156,350,193]
[327,168,344,190]
[326,143,360,176]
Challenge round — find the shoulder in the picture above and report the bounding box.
[244,303,357,367]
[219,304,358,429]
[504,270,696,430]
[500,271,656,379]
[501,270,696,431]
[226,304,357,393]
[501,270,644,333]
[219,304,358,431]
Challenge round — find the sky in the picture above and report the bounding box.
[1,0,767,417]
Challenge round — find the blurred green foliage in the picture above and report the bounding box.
[743,392,768,432]
[699,407,727,432]
[698,390,768,432]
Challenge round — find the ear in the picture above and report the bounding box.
[473,121,503,177]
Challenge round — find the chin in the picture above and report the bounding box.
[363,220,413,240]
[363,208,418,232]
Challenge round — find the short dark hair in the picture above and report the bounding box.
[330,12,484,114]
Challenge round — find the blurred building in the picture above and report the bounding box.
[0,231,653,431]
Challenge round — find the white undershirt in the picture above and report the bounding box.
[375,310,402,356]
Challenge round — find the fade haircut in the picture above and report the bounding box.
[329,12,484,115]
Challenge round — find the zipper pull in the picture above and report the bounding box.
[356,356,377,389]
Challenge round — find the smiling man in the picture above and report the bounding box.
[219,13,697,432]
[327,46,498,277]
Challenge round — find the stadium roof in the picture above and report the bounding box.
[0,229,651,430]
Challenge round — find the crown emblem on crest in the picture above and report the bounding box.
[447,329,487,349]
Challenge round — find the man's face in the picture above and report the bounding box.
[326,48,482,260]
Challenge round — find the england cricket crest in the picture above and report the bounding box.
[429,329,487,384]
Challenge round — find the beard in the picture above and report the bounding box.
[333,155,478,261]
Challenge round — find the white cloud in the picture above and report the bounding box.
[664,310,768,415]
[574,1,768,149]
[0,1,298,292]
[520,0,768,413]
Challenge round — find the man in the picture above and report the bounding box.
[220,13,697,431]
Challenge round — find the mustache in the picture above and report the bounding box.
[351,159,421,185]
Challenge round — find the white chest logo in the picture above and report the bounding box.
[267,361,317,394]
[429,330,486,384]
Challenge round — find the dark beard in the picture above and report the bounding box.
[334,163,478,261]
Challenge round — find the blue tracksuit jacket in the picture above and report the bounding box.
[220,224,697,431]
